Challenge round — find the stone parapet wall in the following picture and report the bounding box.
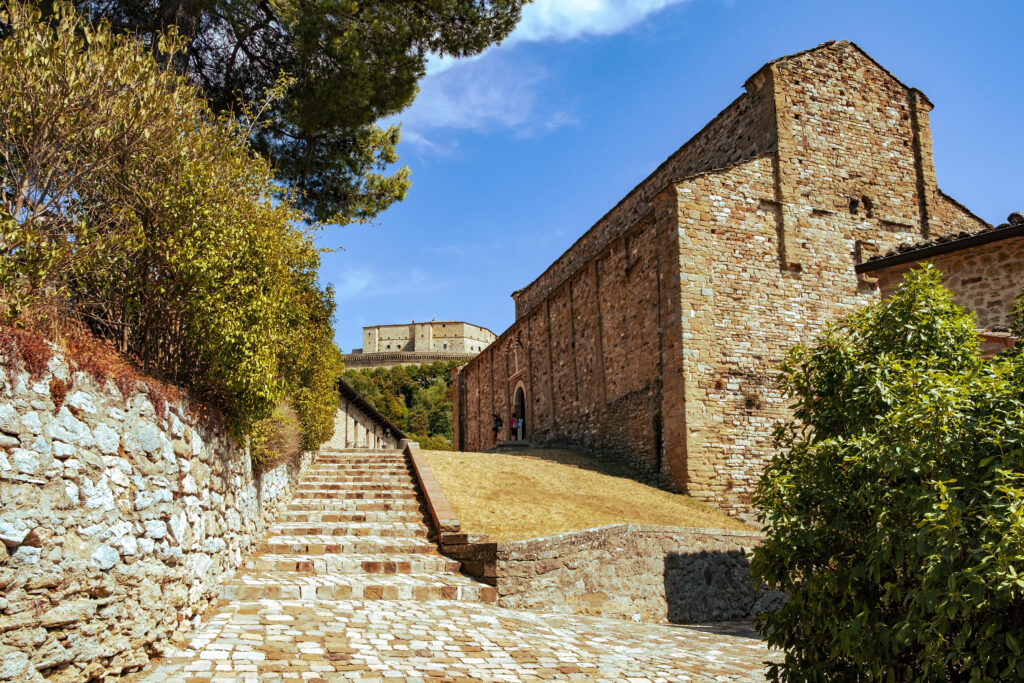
[342,350,478,370]
[0,351,314,681]
[444,525,779,624]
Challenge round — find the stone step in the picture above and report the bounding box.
[307,461,410,468]
[315,455,408,463]
[219,572,497,603]
[269,521,430,538]
[290,491,421,501]
[285,499,424,512]
[279,509,426,523]
[258,536,437,555]
[295,483,418,493]
[243,553,461,575]
[303,468,412,476]
[319,448,402,453]
[300,473,413,480]
[298,476,417,485]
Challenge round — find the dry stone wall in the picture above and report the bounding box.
[490,525,779,623]
[0,351,313,681]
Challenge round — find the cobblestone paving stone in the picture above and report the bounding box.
[142,449,778,681]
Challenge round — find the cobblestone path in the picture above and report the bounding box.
[143,449,776,681]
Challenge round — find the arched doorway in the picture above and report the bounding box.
[513,385,526,440]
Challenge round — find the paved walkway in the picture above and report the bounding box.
[143,449,776,681]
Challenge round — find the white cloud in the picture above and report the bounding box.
[509,0,690,44]
[400,0,690,150]
[398,56,573,137]
[334,266,375,302]
[427,0,691,76]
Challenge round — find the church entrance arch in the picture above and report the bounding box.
[513,383,527,440]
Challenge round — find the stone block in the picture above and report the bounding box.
[40,600,97,628]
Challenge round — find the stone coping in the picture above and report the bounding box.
[401,440,460,534]
[492,523,764,553]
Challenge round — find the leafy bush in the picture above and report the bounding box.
[752,265,1024,680]
[0,2,341,445]
[342,361,459,448]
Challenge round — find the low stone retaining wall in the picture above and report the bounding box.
[0,352,314,681]
[442,525,783,624]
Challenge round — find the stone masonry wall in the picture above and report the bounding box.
[872,234,1024,331]
[491,525,780,623]
[511,65,778,320]
[456,210,674,484]
[455,41,996,517]
[0,350,313,681]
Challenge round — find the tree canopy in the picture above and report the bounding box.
[342,361,459,449]
[752,265,1024,680]
[68,0,529,224]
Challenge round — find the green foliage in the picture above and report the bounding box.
[0,2,341,445]
[1011,293,1024,348]
[752,265,1024,681]
[342,361,459,448]
[70,0,529,224]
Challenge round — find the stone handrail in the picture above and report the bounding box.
[401,440,461,534]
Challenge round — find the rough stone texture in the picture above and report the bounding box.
[448,524,775,624]
[454,40,996,517]
[0,352,314,680]
[873,234,1024,332]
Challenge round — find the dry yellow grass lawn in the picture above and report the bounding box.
[422,447,755,541]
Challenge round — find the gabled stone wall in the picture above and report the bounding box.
[0,351,313,681]
[454,41,999,517]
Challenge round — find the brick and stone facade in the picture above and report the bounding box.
[453,41,1003,516]
[344,321,496,369]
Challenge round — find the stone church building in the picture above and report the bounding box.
[452,41,1021,516]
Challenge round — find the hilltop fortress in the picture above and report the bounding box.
[452,41,1021,516]
[344,321,496,369]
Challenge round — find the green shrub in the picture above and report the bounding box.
[753,265,1024,680]
[0,2,341,445]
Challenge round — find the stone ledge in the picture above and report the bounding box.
[402,440,461,534]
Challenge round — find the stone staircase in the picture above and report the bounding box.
[217,447,497,603]
[142,445,780,680]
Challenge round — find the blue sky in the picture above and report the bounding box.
[321,0,1023,353]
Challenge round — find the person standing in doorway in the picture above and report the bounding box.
[510,414,517,441]
[491,414,502,446]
